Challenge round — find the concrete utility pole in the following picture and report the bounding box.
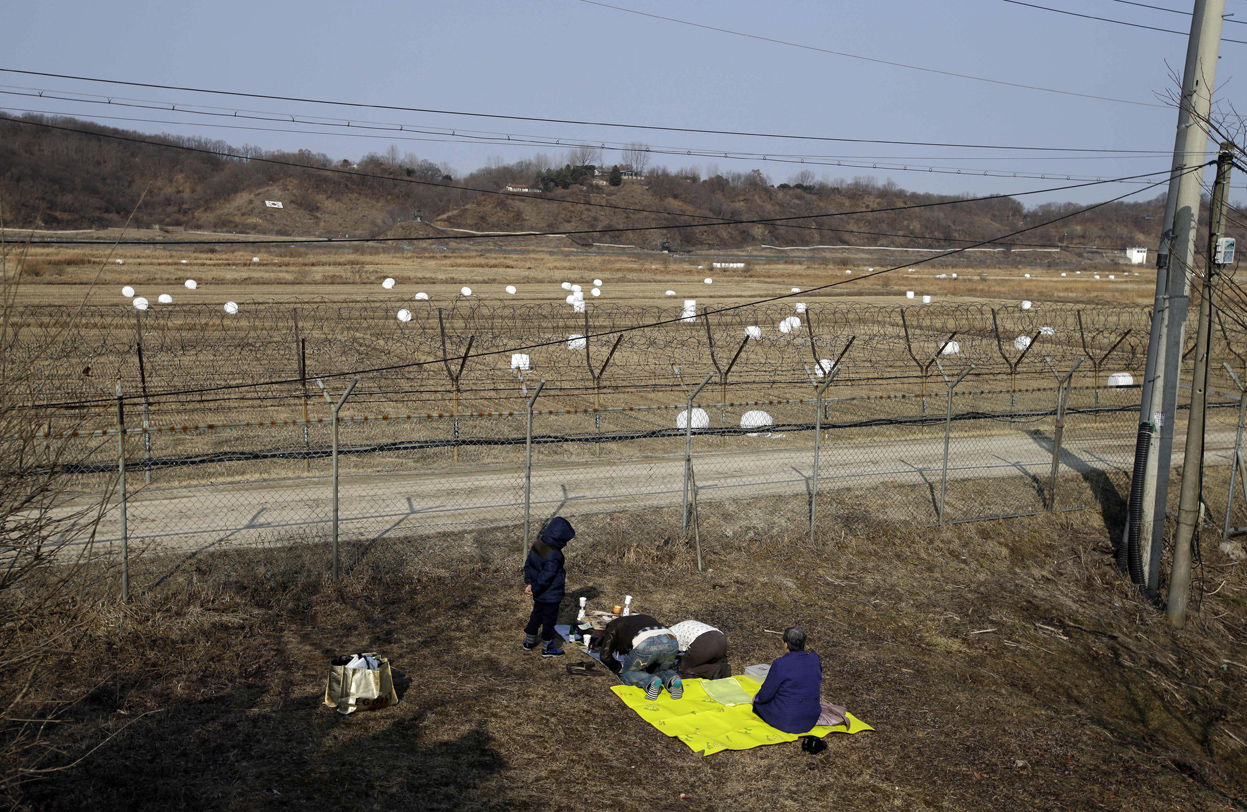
[1169,144,1233,628]
[1129,0,1226,593]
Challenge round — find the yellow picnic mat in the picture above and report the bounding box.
[609,675,873,755]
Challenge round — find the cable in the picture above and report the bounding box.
[1002,0,1247,43]
[0,102,1173,184]
[1111,0,1247,25]
[0,86,1182,160]
[25,165,1195,409]
[573,1,1164,107]
[0,66,1166,145]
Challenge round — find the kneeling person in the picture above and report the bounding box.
[598,614,684,700]
[670,619,730,680]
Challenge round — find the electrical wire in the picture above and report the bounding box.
[572,0,1165,107]
[24,165,1197,409]
[0,85,1182,161]
[1002,0,1247,43]
[0,102,1172,185]
[1110,0,1247,25]
[0,66,1167,145]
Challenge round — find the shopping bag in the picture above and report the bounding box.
[323,652,399,715]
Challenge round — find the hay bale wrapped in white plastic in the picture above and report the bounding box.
[676,407,710,430]
[1013,335,1032,351]
[566,334,586,350]
[741,410,773,437]
[681,299,697,323]
[745,325,762,340]
[941,340,961,355]
[510,353,531,372]
[1107,372,1134,388]
[815,359,835,378]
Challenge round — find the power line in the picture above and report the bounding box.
[574,0,1165,107]
[0,85,1181,160]
[26,166,1193,410]
[1003,0,1247,42]
[1,114,1174,249]
[0,65,1167,146]
[1109,0,1247,25]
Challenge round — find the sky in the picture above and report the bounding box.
[5,0,1247,209]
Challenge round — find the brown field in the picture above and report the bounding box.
[6,242,1246,810]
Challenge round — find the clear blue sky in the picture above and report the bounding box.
[5,0,1247,208]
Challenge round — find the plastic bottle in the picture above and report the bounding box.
[623,595,632,616]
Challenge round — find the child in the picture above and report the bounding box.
[522,516,575,657]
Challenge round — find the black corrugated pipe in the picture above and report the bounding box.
[1123,422,1154,584]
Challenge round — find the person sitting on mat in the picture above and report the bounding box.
[597,613,684,701]
[669,619,731,680]
[752,626,822,733]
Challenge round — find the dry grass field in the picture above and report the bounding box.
[5,241,1246,810]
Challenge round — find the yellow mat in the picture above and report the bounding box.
[609,675,873,755]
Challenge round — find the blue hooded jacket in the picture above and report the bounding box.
[524,516,575,604]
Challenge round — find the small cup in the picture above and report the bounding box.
[611,605,623,614]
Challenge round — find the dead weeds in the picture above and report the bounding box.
[4,500,1246,811]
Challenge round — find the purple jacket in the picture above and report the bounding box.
[753,650,822,734]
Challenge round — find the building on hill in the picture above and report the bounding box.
[503,183,537,193]
[1125,247,1148,265]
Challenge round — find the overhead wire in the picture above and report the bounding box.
[1110,0,1247,25]
[0,85,1182,161]
[0,66,1166,143]
[24,164,1199,410]
[1002,0,1247,42]
[572,0,1164,107]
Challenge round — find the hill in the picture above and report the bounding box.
[1,114,1165,253]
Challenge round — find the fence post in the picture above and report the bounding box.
[325,378,359,580]
[1222,364,1247,537]
[134,311,153,485]
[682,374,714,533]
[523,380,546,560]
[936,361,974,525]
[115,380,129,603]
[1044,357,1084,511]
[810,367,841,544]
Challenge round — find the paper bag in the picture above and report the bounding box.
[324,652,399,715]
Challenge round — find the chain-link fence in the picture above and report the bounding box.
[41,375,1244,599]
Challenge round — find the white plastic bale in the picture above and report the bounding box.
[941,340,961,355]
[157,293,173,304]
[745,325,762,340]
[1013,335,1032,351]
[132,297,149,310]
[676,407,710,430]
[224,301,239,314]
[460,286,472,296]
[566,334,586,350]
[397,308,412,322]
[382,277,396,289]
[121,285,135,298]
[506,285,517,294]
[1107,372,1134,387]
[740,409,773,436]
[815,359,835,377]
[415,292,429,300]
[184,279,198,290]
[795,302,807,313]
[681,299,697,323]
[510,353,531,371]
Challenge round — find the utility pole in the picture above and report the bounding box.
[1168,144,1233,628]
[1128,0,1225,594]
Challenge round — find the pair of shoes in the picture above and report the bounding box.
[667,678,684,700]
[801,735,828,754]
[522,634,538,652]
[645,678,663,701]
[542,643,565,658]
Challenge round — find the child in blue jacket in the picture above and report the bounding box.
[522,516,575,657]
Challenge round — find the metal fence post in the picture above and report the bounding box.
[1222,364,1247,537]
[811,367,841,544]
[523,380,546,559]
[936,361,974,526]
[1044,357,1083,511]
[115,380,129,603]
[325,378,359,580]
[682,374,714,533]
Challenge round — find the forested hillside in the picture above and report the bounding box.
[0,114,1165,251]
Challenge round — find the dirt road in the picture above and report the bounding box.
[61,423,1236,556]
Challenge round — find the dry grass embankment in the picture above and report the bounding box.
[6,483,1246,811]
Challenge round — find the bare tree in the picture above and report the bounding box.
[566,144,603,167]
[621,142,651,175]
[789,169,817,187]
